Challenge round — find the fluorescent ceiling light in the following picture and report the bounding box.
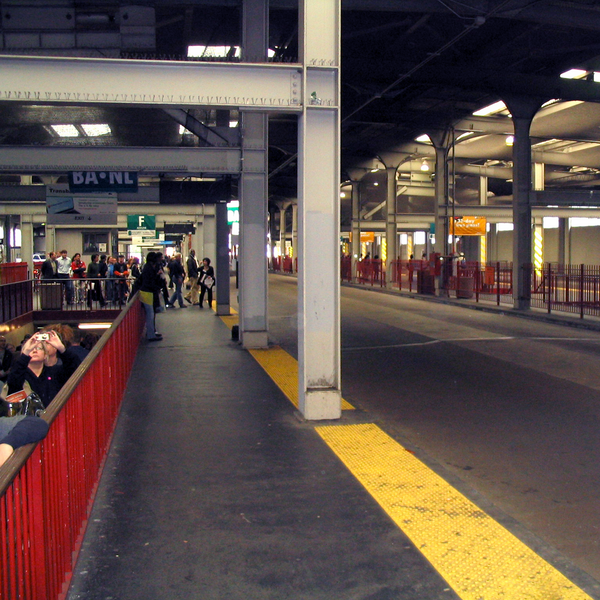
[560,68,587,79]
[543,217,559,229]
[473,100,507,116]
[570,217,600,227]
[456,132,475,141]
[78,323,111,330]
[415,134,432,143]
[187,45,241,58]
[51,124,79,137]
[81,124,111,136]
[531,138,561,149]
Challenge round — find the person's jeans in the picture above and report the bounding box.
[142,301,158,339]
[168,278,185,307]
[56,273,73,304]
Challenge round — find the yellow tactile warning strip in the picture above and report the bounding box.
[316,422,593,600]
[249,346,354,411]
[216,306,238,330]
[216,309,353,410]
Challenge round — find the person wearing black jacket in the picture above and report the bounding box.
[184,250,199,305]
[167,253,187,309]
[40,252,57,279]
[139,252,163,341]
[198,257,215,309]
[7,331,81,408]
[86,253,106,307]
[0,335,12,382]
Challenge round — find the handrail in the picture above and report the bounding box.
[0,294,144,600]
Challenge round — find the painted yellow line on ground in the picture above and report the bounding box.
[249,346,354,410]
[316,423,593,600]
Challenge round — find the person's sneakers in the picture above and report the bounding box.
[148,335,163,342]
[184,297,192,304]
[179,305,187,308]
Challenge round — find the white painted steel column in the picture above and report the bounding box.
[291,203,298,262]
[385,166,397,289]
[279,202,289,255]
[20,215,33,275]
[433,145,448,258]
[298,0,341,420]
[239,0,269,348]
[350,179,360,277]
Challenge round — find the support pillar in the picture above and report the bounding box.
[350,179,360,277]
[558,218,567,266]
[278,201,290,257]
[385,166,397,289]
[431,140,450,258]
[291,203,298,263]
[215,202,230,315]
[479,175,488,206]
[298,0,341,420]
[20,215,33,275]
[239,0,269,348]
[504,97,542,310]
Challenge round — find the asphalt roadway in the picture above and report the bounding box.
[268,274,600,583]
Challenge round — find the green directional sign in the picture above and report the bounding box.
[127,214,156,236]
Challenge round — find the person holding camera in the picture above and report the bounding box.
[6,330,81,408]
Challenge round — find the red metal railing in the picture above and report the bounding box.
[0,297,144,600]
[0,280,34,324]
[346,258,515,305]
[0,263,29,285]
[531,263,600,318]
[355,258,385,287]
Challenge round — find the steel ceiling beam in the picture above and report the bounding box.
[0,146,243,174]
[0,55,302,111]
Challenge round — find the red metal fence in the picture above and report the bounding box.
[0,263,29,285]
[531,263,600,318]
[0,281,33,324]
[0,297,144,600]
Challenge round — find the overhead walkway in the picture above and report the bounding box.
[66,302,600,600]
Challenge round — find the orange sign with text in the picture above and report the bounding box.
[450,217,487,236]
[349,231,375,243]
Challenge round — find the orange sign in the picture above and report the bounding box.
[450,217,487,236]
[349,231,375,243]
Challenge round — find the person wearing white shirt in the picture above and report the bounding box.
[55,249,74,304]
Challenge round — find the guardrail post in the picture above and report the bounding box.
[580,263,585,319]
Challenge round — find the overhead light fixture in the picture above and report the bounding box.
[560,68,587,79]
[78,323,111,330]
[187,45,241,58]
[473,100,507,116]
[50,124,79,137]
[81,124,111,136]
[415,134,432,144]
[421,159,430,172]
[505,135,514,146]
[370,168,380,172]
